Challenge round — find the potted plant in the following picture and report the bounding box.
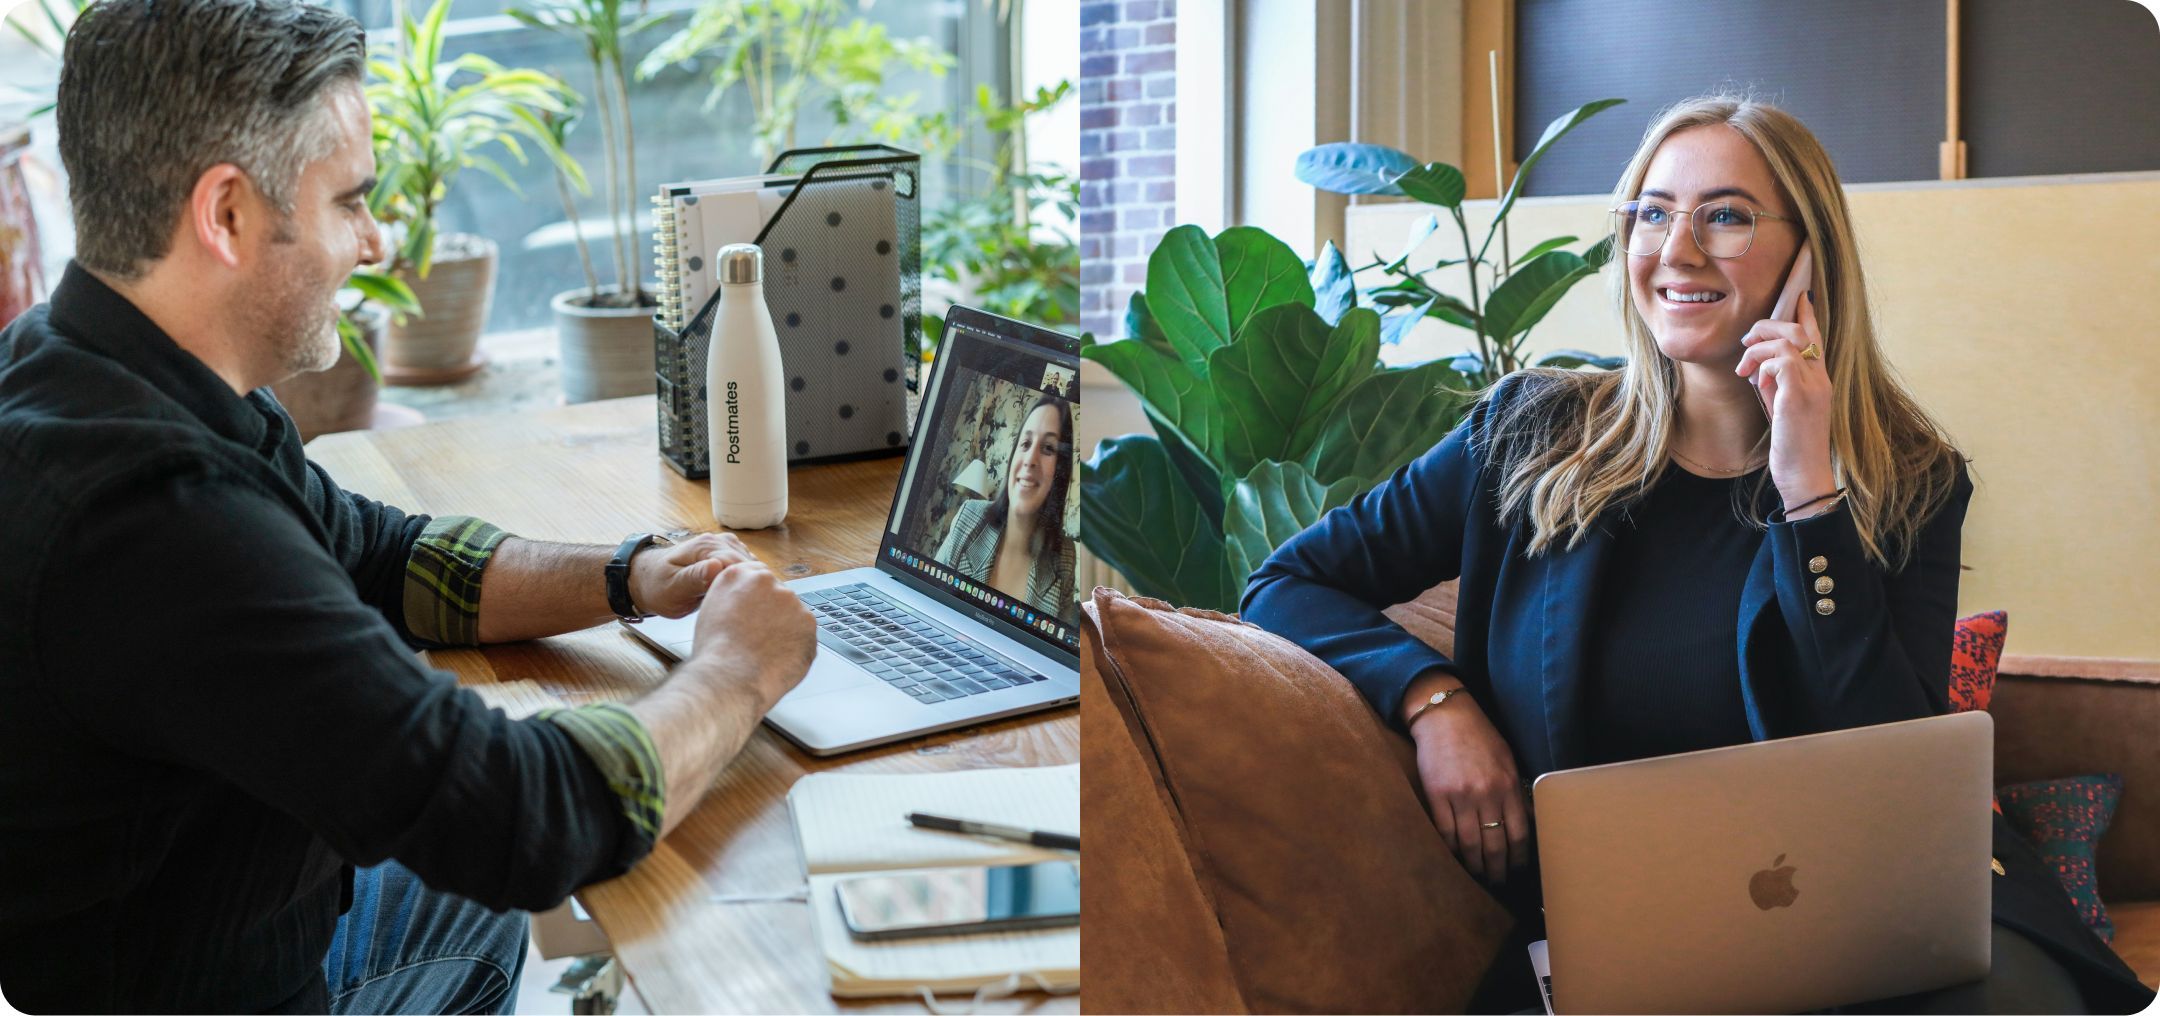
[508,0,665,403]
[366,0,578,384]
[636,0,953,171]
[1079,99,1626,611]
[917,81,1079,350]
[271,271,422,441]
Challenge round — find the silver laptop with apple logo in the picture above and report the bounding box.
[622,307,1082,755]
[1531,710,1994,1014]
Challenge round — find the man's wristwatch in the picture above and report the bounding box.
[606,532,672,621]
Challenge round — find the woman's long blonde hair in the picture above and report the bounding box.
[1479,93,1964,571]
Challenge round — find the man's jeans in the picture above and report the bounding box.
[322,862,530,1015]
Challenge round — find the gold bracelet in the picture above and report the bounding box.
[1406,686,1466,728]
[1778,488,1848,523]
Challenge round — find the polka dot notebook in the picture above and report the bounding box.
[654,147,921,477]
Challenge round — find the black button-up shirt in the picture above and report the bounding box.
[0,265,660,1013]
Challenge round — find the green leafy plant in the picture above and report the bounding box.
[1296,97,1630,385]
[506,0,659,307]
[1079,225,1487,611]
[918,81,1078,345]
[636,0,953,169]
[3,0,86,116]
[335,270,422,382]
[366,0,581,279]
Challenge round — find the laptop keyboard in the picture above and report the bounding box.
[799,584,1047,704]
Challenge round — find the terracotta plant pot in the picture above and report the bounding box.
[0,122,45,330]
[383,233,496,385]
[271,306,383,443]
[553,286,659,403]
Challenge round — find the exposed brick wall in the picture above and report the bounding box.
[1078,0,1176,340]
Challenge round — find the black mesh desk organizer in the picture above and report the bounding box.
[653,145,922,478]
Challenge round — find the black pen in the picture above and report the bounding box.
[906,812,1080,851]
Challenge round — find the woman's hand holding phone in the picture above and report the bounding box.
[1735,242,1839,512]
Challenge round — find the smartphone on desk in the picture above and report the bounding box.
[834,860,1081,941]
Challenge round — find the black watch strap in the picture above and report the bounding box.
[606,532,670,621]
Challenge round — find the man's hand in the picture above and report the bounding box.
[628,533,757,619]
[688,559,816,711]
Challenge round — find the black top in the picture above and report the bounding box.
[0,266,650,1013]
[1584,464,1767,764]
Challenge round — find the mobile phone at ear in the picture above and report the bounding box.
[834,860,1081,940]
[1770,240,1813,324]
[1750,240,1814,419]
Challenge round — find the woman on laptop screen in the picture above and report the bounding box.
[937,393,1076,620]
[1242,94,2153,1013]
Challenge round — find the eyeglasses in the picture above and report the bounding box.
[1610,200,1800,259]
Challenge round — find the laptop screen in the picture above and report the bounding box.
[880,308,1081,658]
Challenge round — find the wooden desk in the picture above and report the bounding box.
[308,396,1079,1014]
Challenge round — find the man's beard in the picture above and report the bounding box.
[249,245,345,383]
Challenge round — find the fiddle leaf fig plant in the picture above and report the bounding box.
[1078,225,1482,611]
[1296,97,1630,384]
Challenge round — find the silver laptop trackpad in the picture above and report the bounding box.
[779,646,882,701]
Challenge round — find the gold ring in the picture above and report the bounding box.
[1800,342,1822,360]
[1481,820,1504,830]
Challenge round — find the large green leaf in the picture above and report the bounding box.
[1294,142,1420,196]
[1081,337,1214,465]
[1483,97,1625,260]
[1303,359,1478,487]
[1216,225,1314,342]
[1208,304,1381,475]
[1390,213,1441,271]
[1144,224,1230,376]
[1511,234,1579,266]
[1483,245,1602,341]
[1379,298,1434,345]
[1145,404,1227,531]
[1124,291,1176,358]
[1309,240,1355,324]
[1223,461,1364,591]
[1081,436,1234,610]
[1393,162,1466,209]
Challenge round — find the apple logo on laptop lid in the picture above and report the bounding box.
[1750,854,1800,910]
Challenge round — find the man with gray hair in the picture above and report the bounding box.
[0,0,817,1011]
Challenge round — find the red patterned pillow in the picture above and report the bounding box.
[1948,611,2008,814]
[1948,610,2007,713]
[1997,774,2125,942]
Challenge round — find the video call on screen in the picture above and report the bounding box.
[887,323,1081,652]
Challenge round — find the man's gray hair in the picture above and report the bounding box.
[57,0,367,280]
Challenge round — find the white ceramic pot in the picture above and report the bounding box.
[553,286,660,403]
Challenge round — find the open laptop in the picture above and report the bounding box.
[1532,710,1994,1014]
[623,306,1083,755]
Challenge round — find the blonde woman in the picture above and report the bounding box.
[1243,95,2152,1012]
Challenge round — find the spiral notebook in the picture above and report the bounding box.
[648,146,920,476]
[787,764,1080,998]
[650,174,794,332]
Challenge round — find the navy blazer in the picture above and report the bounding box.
[1243,375,2153,1009]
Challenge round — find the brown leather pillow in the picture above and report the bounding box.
[1080,599,1245,1014]
[1084,586,1512,1013]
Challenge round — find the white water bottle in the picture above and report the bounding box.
[706,243,789,529]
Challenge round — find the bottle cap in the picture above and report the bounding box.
[719,243,762,285]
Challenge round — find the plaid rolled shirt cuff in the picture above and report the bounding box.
[402,515,512,647]
[539,704,667,849]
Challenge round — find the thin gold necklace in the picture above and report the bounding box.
[1670,445,1765,476]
